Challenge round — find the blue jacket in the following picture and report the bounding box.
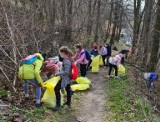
[150,72,157,80]
[90,49,99,57]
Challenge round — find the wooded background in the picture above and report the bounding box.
[0,0,160,91]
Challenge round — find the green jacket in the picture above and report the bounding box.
[18,53,44,83]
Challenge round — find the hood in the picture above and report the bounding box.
[36,53,44,61]
[144,73,150,80]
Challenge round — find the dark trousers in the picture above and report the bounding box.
[87,59,92,70]
[106,56,110,66]
[102,55,107,66]
[80,64,87,77]
[121,57,124,64]
[54,80,71,106]
[108,63,118,76]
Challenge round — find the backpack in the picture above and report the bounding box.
[70,63,78,80]
[65,58,79,80]
[81,50,91,61]
[21,54,37,65]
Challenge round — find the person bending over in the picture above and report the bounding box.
[107,54,124,79]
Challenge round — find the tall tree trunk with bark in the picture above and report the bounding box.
[105,1,113,42]
[64,0,73,43]
[87,0,92,36]
[132,0,142,54]
[94,0,101,42]
[147,0,160,71]
[142,0,154,65]
[110,3,119,44]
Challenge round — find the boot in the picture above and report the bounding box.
[53,105,61,111]
[64,102,71,107]
[35,103,42,107]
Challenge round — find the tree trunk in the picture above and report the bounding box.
[110,3,119,44]
[147,0,160,71]
[105,1,113,42]
[87,0,92,36]
[142,0,154,65]
[64,0,73,43]
[132,0,142,54]
[94,0,101,42]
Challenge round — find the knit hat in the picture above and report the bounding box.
[93,45,98,50]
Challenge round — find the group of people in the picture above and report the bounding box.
[18,42,158,112]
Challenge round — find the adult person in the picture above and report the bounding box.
[18,53,44,107]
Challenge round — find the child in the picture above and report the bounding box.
[144,72,158,91]
[41,60,62,79]
[53,46,73,111]
[18,53,44,107]
[100,45,108,66]
[106,43,112,66]
[90,45,99,57]
[73,44,88,77]
[107,53,124,78]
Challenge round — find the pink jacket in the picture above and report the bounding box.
[73,49,88,64]
[109,54,123,66]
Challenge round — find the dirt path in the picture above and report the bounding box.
[74,68,110,122]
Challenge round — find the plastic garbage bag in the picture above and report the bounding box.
[99,56,104,66]
[118,64,125,75]
[41,77,64,108]
[71,84,90,91]
[92,55,100,73]
[76,77,91,85]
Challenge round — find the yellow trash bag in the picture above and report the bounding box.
[41,77,64,108]
[118,64,125,75]
[76,77,91,85]
[99,56,104,66]
[92,55,100,73]
[71,84,90,91]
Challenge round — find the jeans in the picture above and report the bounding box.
[108,63,118,76]
[24,79,41,104]
[54,80,71,106]
[80,64,87,77]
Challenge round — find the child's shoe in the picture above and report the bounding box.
[114,76,120,79]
